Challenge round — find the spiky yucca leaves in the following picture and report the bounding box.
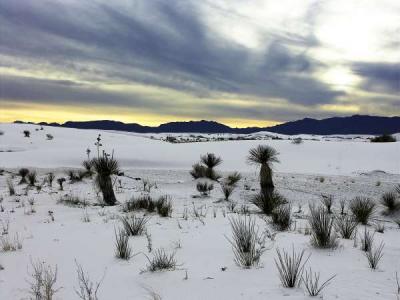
[27,171,37,186]
[145,248,177,272]
[320,195,334,214]
[57,178,66,191]
[18,168,29,184]
[360,227,374,252]
[334,215,358,239]
[308,206,337,248]
[92,153,120,206]
[200,153,222,180]
[380,191,399,214]
[349,196,376,225]
[155,196,173,217]
[247,145,279,196]
[302,268,336,297]
[271,204,292,231]
[82,160,94,178]
[120,215,149,236]
[190,163,206,179]
[275,248,310,288]
[197,181,214,196]
[226,172,242,186]
[365,242,384,269]
[227,216,266,268]
[47,173,55,187]
[221,183,235,201]
[114,228,132,260]
[251,191,286,215]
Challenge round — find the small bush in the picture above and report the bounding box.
[275,247,309,288]
[251,191,286,215]
[225,172,242,186]
[6,178,15,196]
[271,204,292,231]
[46,134,54,140]
[339,199,346,215]
[381,191,399,213]
[374,222,385,233]
[291,137,303,144]
[27,171,37,186]
[82,160,93,177]
[57,178,66,190]
[302,268,336,297]
[227,216,266,268]
[18,168,30,184]
[365,242,384,269]
[334,215,358,239]
[190,163,206,179]
[47,173,55,187]
[58,195,88,207]
[1,233,22,252]
[371,134,396,143]
[220,183,235,201]
[145,248,177,272]
[196,181,214,196]
[23,130,30,138]
[308,206,337,248]
[156,196,173,217]
[114,228,132,260]
[360,228,374,252]
[27,260,60,300]
[123,195,153,212]
[200,153,222,180]
[349,197,376,225]
[120,215,148,236]
[74,261,104,300]
[320,195,334,214]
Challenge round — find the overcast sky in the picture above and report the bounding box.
[0,0,399,126]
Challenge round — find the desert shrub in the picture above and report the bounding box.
[57,178,66,190]
[339,199,346,215]
[334,215,358,239]
[320,195,334,214]
[6,178,15,196]
[0,130,3,136]
[23,130,30,137]
[291,137,303,144]
[370,134,396,143]
[82,160,93,177]
[57,195,88,207]
[381,191,399,213]
[145,248,177,272]
[92,152,120,206]
[120,215,148,236]
[360,228,374,252]
[114,228,132,260]
[302,268,336,297]
[74,261,104,300]
[46,134,54,140]
[308,206,337,248]
[275,248,309,288]
[190,163,206,179]
[251,191,286,215]
[200,153,222,180]
[365,242,384,269]
[349,197,376,225]
[1,233,22,252]
[271,204,292,231]
[225,171,242,186]
[27,260,60,300]
[374,222,385,233]
[196,181,214,196]
[156,196,172,217]
[220,183,234,201]
[227,216,266,268]
[27,171,37,186]
[18,168,30,184]
[47,173,55,187]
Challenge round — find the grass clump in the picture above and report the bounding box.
[349,197,376,225]
[227,216,266,268]
[57,195,88,207]
[6,178,15,196]
[380,191,399,214]
[302,268,336,297]
[18,168,29,184]
[120,215,149,236]
[251,191,287,215]
[27,171,37,186]
[27,260,60,300]
[190,163,206,179]
[360,228,374,252]
[196,181,214,196]
[145,249,177,272]
[365,242,384,269]
[320,195,334,214]
[155,195,173,217]
[271,204,292,231]
[114,228,132,260]
[334,215,358,239]
[275,247,309,288]
[308,206,337,249]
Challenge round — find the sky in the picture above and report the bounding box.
[0,0,399,127]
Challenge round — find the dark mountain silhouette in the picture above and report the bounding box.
[18,115,400,135]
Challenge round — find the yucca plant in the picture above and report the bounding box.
[220,183,235,201]
[82,160,94,178]
[308,206,337,248]
[247,145,279,197]
[380,191,399,214]
[196,181,214,196]
[18,168,29,184]
[144,248,177,272]
[120,215,148,236]
[92,152,120,206]
[200,153,222,180]
[360,227,374,252]
[302,268,336,297]
[27,171,37,186]
[225,172,242,186]
[275,248,310,288]
[334,215,358,239]
[114,228,132,260]
[349,196,376,225]
[365,242,384,269]
[321,195,334,214]
[190,163,206,179]
[271,204,292,231]
[251,191,286,215]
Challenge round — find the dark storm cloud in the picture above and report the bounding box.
[353,62,400,94]
[0,0,343,109]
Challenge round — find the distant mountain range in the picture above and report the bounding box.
[14,115,400,135]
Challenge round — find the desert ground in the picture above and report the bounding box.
[0,123,400,300]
